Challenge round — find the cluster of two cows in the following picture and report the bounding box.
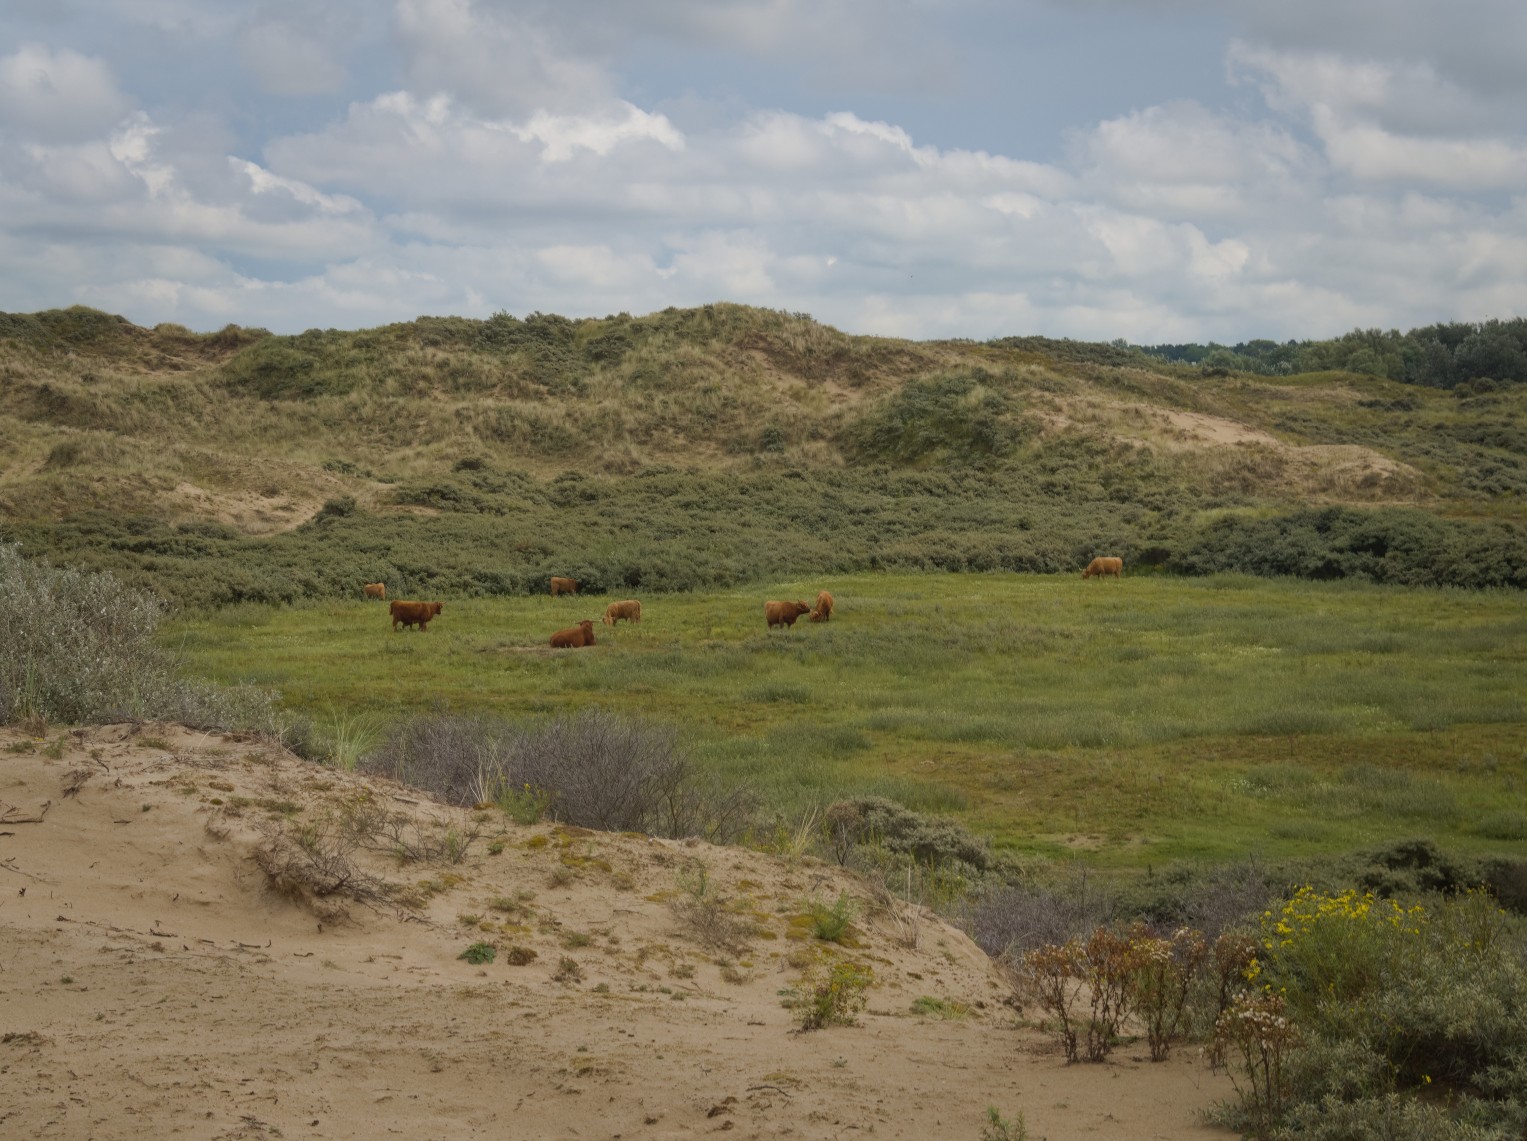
[551,598,642,648]
[765,590,833,629]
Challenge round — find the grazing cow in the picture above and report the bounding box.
[390,600,444,631]
[363,582,386,601]
[602,600,642,626]
[550,619,596,648]
[550,576,578,597]
[808,590,834,622]
[765,600,813,629]
[1082,557,1125,579]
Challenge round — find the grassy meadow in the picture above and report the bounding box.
[165,571,1527,867]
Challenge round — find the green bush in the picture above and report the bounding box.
[841,371,1030,465]
[789,958,874,1030]
[1214,885,1527,1138]
[824,795,995,872]
[1168,507,1527,588]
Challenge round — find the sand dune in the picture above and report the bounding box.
[0,723,1234,1139]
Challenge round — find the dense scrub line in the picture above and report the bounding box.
[9,478,1525,608]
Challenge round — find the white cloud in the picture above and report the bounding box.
[0,44,131,141]
[393,0,615,116]
[514,104,684,163]
[1232,44,1527,190]
[1076,101,1313,217]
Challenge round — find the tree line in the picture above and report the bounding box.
[1133,318,1527,390]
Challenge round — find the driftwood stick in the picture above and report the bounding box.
[0,800,51,825]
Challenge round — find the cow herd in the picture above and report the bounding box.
[364,559,1122,645]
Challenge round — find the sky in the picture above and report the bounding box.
[1,1,1525,343]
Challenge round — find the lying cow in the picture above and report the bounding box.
[765,600,813,629]
[809,590,834,622]
[550,619,596,648]
[602,600,642,626]
[363,582,386,601]
[1082,557,1124,579]
[390,600,444,631]
[550,576,578,597]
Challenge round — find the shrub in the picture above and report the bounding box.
[966,872,1117,961]
[790,958,874,1030]
[1231,885,1527,1137]
[458,942,496,965]
[980,1105,1028,1141]
[362,709,759,841]
[824,796,994,873]
[1021,939,1085,1062]
[669,862,756,953]
[1213,992,1301,1139]
[0,541,278,731]
[1128,924,1209,1061]
[841,371,1028,465]
[807,894,857,943]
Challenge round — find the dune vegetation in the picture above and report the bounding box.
[6,303,1527,1137]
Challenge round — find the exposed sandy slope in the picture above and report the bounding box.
[1,724,1235,1140]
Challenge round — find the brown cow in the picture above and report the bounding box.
[550,619,596,648]
[363,582,386,601]
[602,600,642,626]
[765,600,813,629]
[550,576,578,597]
[390,600,444,631]
[1082,557,1124,579]
[808,590,834,622]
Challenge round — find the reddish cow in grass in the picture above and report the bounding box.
[1082,557,1124,579]
[765,600,813,629]
[390,600,443,631]
[550,619,596,648]
[550,576,578,597]
[602,600,642,626]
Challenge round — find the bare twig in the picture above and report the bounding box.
[0,800,50,824]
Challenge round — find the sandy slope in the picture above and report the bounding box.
[1,723,1235,1140]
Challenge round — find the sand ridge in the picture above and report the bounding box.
[1,723,1235,1139]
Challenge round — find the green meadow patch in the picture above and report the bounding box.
[165,572,1527,866]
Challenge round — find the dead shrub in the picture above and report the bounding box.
[669,862,757,953]
[252,816,394,917]
[363,709,758,841]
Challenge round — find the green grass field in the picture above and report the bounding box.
[165,572,1527,867]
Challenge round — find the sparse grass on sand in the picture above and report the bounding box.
[165,571,1527,866]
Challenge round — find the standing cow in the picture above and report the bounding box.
[602,600,642,625]
[765,600,813,629]
[363,582,386,601]
[1082,557,1124,579]
[808,590,834,622]
[390,600,444,630]
[550,576,578,597]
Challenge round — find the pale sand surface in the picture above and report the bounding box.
[1,723,1236,1140]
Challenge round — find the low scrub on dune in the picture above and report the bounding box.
[0,541,278,731]
[6,303,1527,607]
[15,462,1526,608]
